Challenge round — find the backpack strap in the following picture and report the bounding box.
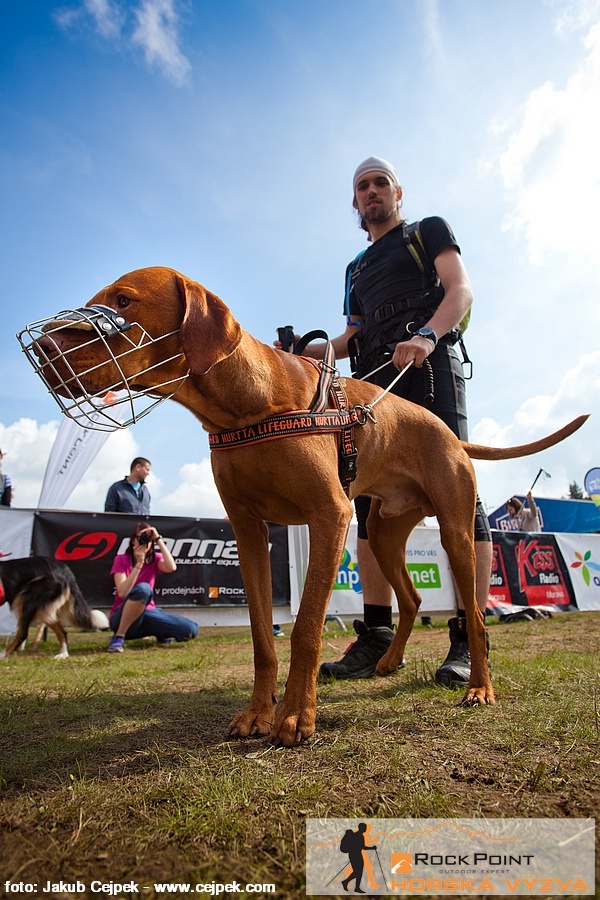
[344,249,367,325]
[404,221,471,335]
[402,221,432,275]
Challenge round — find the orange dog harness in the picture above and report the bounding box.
[209,346,360,494]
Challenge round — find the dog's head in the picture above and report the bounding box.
[18,267,243,429]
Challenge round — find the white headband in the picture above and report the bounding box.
[353,156,400,194]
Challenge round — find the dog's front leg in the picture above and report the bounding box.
[226,516,279,739]
[271,509,351,746]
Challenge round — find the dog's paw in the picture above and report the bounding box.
[227,704,275,739]
[269,703,316,747]
[461,686,495,706]
[375,648,407,677]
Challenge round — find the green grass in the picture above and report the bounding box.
[0,613,599,898]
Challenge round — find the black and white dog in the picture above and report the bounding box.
[0,556,108,659]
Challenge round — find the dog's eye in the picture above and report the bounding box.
[116,294,131,309]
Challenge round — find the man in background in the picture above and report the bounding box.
[105,457,152,515]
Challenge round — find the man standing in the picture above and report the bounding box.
[104,457,152,515]
[291,156,492,687]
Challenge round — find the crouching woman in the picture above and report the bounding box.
[107,522,198,652]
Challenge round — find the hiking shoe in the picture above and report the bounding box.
[273,626,285,638]
[435,617,491,688]
[157,637,174,645]
[318,619,405,680]
[107,635,125,653]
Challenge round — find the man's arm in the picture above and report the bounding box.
[526,491,538,516]
[104,484,119,512]
[392,246,473,370]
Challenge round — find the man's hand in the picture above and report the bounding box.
[392,335,434,370]
[273,332,300,351]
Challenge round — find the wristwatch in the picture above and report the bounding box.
[414,326,438,347]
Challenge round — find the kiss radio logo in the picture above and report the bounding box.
[488,544,511,603]
[514,539,570,606]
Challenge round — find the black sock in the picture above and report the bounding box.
[457,609,467,619]
[364,604,393,629]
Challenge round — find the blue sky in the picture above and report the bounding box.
[1,0,600,518]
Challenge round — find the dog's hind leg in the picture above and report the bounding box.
[48,621,69,659]
[227,515,280,740]
[30,625,47,651]
[437,516,494,706]
[365,504,427,677]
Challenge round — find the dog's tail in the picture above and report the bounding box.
[91,609,110,631]
[69,579,108,632]
[463,414,588,460]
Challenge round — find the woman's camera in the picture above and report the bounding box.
[138,531,153,545]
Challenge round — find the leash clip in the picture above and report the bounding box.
[355,404,377,426]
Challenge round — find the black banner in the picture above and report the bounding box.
[488,532,575,613]
[31,511,290,609]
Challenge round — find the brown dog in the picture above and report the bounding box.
[18,267,587,744]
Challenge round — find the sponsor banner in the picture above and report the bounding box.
[306,817,595,895]
[30,510,290,609]
[320,524,457,618]
[489,497,600,534]
[487,532,574,613]
[556,532,600,611]
[584,467,600,508]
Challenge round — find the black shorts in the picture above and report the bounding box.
[355,341,491,542]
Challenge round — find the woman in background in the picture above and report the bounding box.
[107,522,198,652]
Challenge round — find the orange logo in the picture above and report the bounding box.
[391,853,412,874]
[208,586,220,599]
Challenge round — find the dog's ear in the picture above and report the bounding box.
[177,274,243,375]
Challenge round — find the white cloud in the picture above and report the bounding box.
[132,0,191,85]
[160,459,226,518]
[553,0,600,35]
[84,0,124,38]
[55,0,191,85]
[54,0,124,38]
[472,351,600,512]
[0,419,58,509]
[0,418,141,511]
[0,415,223,517]
[497,19,600,265]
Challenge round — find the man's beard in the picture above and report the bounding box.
[362,202,397,225]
